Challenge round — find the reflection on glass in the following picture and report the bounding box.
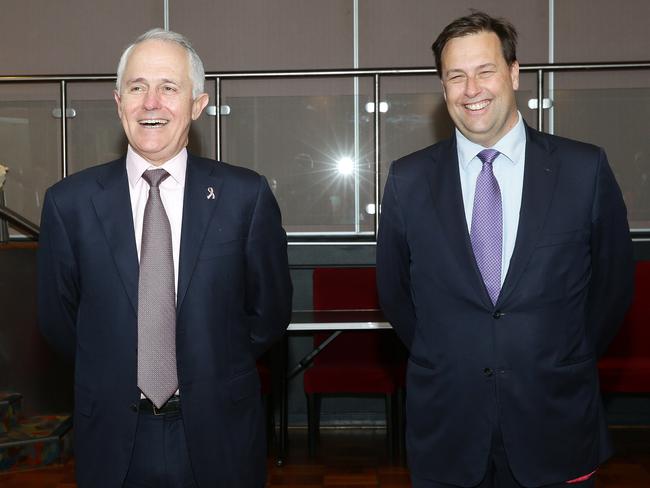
[222,78,375,235]
[67,82,125,175]
[553,84,650,231]
[379,89,448,192]
[0,84,61,228]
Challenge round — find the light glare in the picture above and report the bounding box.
[337,157,354,176]
[364,102,389,113]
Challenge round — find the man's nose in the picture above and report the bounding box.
[464,76,481,98]
[143,90,161,110]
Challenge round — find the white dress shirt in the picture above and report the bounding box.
[456,112,527,285]
[126,146,186,296]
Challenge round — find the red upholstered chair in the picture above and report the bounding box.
[303,267,405,457]
[598,261,650,392]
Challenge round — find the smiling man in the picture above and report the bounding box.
[377,11,634,488]
[38,29,292,488]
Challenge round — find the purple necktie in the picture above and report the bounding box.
[138,169,178,408]
[470,149,502,305]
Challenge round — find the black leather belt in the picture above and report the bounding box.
[139,396,181,416]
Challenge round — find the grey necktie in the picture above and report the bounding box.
[470,149,502,305]
[137,169,178,408]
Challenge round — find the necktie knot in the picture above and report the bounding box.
[142,169,170,188]
[477,149,500,167]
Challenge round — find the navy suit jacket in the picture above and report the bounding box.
[38,154,292,488]
[376,125,634,487]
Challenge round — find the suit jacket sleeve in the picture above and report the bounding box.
[587,148,635,357]
[245,176,292,359]
[37,189,79,362]
[376,162,416,349]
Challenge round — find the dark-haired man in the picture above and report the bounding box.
[377,11,634,488]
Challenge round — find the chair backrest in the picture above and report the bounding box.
[603,260,650,357]
[313,267,379,311]
[312,267,395,364]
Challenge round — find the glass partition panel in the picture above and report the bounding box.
[513,72,539,133]
[221,77,375,235]
[552,70,650,231]
[379,72,539,194]
[379,75,446,193]
[188,81,216,161]
[0,83,60,228]
[67,82,125,174]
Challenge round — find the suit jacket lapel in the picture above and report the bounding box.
[91,158,139,314]
[426,137,493,307]
[177,155,223,311]
[497,125,560,306]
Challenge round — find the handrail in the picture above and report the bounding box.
[0,205,40,239]
[1,61,650,81]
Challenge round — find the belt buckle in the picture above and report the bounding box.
[152,402,164,416]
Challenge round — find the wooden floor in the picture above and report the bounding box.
[1,426,649,487]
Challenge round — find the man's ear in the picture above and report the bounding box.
[113,90,123,118]
[192,93,210,120]
[510,61,520,91]
[441,79,447,101]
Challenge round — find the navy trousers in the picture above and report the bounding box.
[411,426,596,488]
[123,407,198,488]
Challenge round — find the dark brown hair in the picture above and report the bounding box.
[432,11,518,77]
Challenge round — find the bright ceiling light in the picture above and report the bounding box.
[337,157,354,176]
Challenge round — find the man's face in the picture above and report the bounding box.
[440,31,519,147]
[114,39,209,166]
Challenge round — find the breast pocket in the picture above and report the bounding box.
[535,229,589,249]
[198,238,245,260]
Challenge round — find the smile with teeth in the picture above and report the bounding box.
[139,119,168,127]
[464,100,490,111]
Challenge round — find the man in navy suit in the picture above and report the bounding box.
[377,12,634,488]
[38,29,292,487]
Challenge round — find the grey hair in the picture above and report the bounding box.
[115,28,205,98]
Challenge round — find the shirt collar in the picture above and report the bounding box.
[456,111,525,169]
[126,146,187,188]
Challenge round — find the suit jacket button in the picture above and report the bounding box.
[483,367,494,377]
[130,403,138,413]
[493,310,503,319]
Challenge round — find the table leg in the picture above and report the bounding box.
[278,330,343,466]
[276,335,288,466]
